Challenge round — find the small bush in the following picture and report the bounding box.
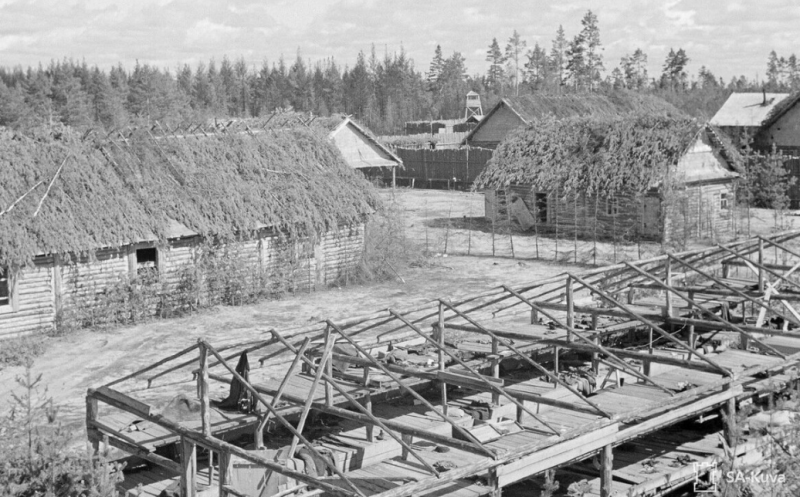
[344,198,425,284]
[0,336,48,370]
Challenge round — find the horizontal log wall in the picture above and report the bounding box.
[0,256,55,340]
[1,224,365,340]
[487,181,736,244]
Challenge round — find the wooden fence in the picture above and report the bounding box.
[387,147,493,189]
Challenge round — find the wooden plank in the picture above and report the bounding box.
[496,423,619,487]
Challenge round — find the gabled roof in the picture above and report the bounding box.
[709,92,791,127]
[762,91,800,129]
[463,90,682,145]
[321,116,403,169]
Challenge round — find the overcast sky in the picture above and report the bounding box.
[0,0,797,83]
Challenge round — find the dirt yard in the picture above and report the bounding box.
[2,187,796,445]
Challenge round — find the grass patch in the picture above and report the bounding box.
[0,335,48,370]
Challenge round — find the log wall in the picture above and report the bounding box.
[486,181,736,244]
[1,223,366,340]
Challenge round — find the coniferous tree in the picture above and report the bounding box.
[550,25,568,90]
[579,10,604,89]
[504,30,527,96]
[660,48,690,90]
[486,38,505,93]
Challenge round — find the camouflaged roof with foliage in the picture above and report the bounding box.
[474,113,740,196]
[0,126,381,267]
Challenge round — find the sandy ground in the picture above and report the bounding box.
[2,187,797,444]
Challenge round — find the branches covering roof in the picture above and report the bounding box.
[474,114,736,196]
[501,90,685,123]
[0,126,381,267]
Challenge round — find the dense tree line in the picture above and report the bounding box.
[0,10,798,135]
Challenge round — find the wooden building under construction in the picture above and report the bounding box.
[86,229,800,496]
[0,121,380,340]
[475,114,741,245]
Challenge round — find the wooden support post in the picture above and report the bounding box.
[325,326,334,407]
[218,452,229,497]
[438,303,448,416]
[530,307,538,324]
[553,346,559,389]
[86,394,100,453]
[566,277,574,342]
[591,337,599,375]
[199,343,211,437]
[688,325,695,360]
[759,238,765,291]
[491,337,500,405]
[723,385,737,447]
[208,450,214,487]
[600,444,613,497]
[488,468,501,497]
[401,434,413,461]
[180,436,197,497]
[364,393,374,442]
[665,258,673,320]
[362,365,370,387]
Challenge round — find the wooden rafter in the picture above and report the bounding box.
[389,308,603,422]
[568,273,733,376]
[201,341,367,497]
[268,329,493,461]
[659,256,789,357]
[325,320,514,448]
[438,299,615,418]
[501,285,675,396]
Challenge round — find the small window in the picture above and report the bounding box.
[0,267,9,307]
[136,248,158,278]
[720,193,729,210]
[606,197,619,216]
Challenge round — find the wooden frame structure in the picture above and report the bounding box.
[88,230,800,497]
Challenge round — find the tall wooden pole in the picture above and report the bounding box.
[180,436,197,497]
[600,444,613,497]
[566,276,574,343]
[438,303,448,416]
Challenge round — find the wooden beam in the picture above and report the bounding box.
[629,284,800,302]
[437,300,614,419]
[288,331,333,459]
[660,256,789,357]
[570,272,733,376]
[201,341,368,497]
[391,308,582,427]
[722,259,797,271]
[88,387,357,497]
[666,316,800,338]
[270,329,477,464]
[255,337,310,449]
[103,434,181,473]
[501,286,675,395]
[324,321,497,456]
[198,343,211,437]
[105,342,200,388]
